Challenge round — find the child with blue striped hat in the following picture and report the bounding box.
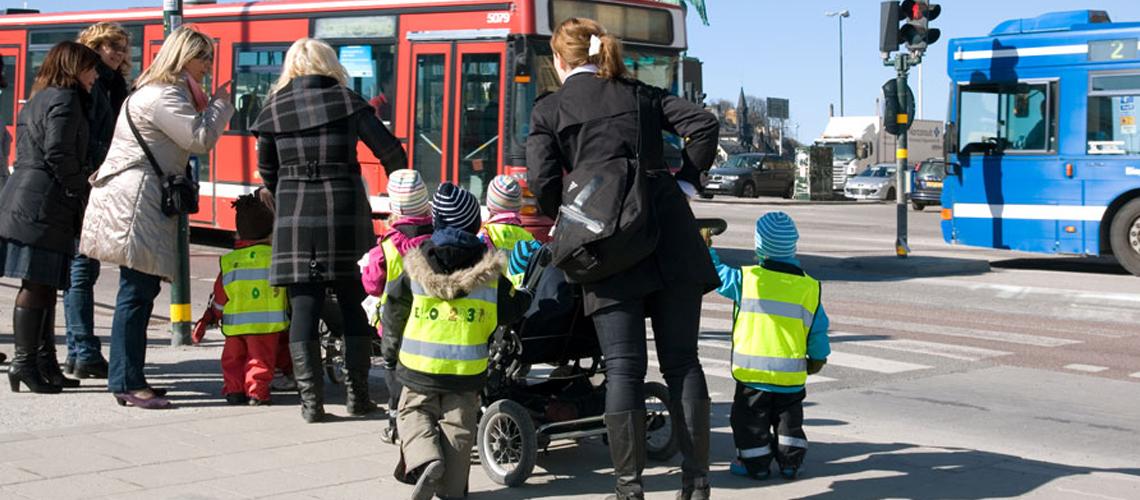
[707,211,831,480]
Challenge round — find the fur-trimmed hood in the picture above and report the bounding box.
[403,246,505,300]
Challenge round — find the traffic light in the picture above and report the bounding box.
[879,1,941,54]
[900,0,941,53]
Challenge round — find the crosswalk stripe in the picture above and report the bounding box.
[1130,372,1140,379]
[1064,364,1109,373]
[647,358,836,385]
[702,302,735,313]
[832,332,1010,361]
[833,315,1080,348]
[699,317,733,331]
[826,351,931,374]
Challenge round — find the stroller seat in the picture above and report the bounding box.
[510,246,600,367]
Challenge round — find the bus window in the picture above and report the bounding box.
[457,53,501,200]
[957,82,1056,154]
[331,44,396,126]
[231,47,287,133]
[26,29,82,98]
[1087,73,1140,155]
[1,56,15,126]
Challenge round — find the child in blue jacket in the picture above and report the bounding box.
[708,211,830,480]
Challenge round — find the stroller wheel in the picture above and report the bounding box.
[478,400,537,487]
[644,382,679,461]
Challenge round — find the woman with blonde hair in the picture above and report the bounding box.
[251,38,406,423]
[81,26,233,409]
[527,18,720,500]
[62,21,134,380]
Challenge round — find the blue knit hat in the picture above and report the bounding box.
[755,211,798,259]
[508,240,542,276]
[432,182,482,234]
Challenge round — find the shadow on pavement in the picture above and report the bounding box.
[714,248,992,282]
[990,256,1129,275]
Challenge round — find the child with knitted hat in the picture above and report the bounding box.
[382,182,532,500]
[708,211,831,480]
[193,188,288,406]
[360,169,435,444]
[479,175,535,253]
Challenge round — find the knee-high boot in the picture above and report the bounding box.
[288,340,325,423]
[7,306,62,394]
[37,307,80,388]
[675,399,711,500]
[604,410,647,500]
[343,336,377,415]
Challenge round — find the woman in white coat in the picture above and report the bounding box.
[80,26,233,409]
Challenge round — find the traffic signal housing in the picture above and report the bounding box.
[879,1,941,54]
[879,1,900,53]
[882,79,915,136]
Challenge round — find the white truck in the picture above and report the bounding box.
[814,115,944,191]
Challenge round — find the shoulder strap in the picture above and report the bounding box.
[124,94,165,178]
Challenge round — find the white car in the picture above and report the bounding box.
[844,164,899,201]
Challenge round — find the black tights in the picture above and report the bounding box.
[287,280,372,343]
[591,284,710,413]
[16,280,57,309]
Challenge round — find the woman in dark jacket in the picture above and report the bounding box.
[252,38,407,423]
[61,22,133,379]
[526,18,720,500]
[0,41,100,394]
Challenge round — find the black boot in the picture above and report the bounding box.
[675,399,711,500]
[289,340,326,423]
[604,410,647,500]
[37,307,80,388]
[7,306,62,394]
[343,336,377,416]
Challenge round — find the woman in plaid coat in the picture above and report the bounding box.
[252,38,407,423]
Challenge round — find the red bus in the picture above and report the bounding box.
[0,0,689,234]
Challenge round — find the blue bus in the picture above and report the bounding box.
[944,10,1140,276]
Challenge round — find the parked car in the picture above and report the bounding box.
[700,153,795,199]
[911,159,946,211]
[844,164,899,201]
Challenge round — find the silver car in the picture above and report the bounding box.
[844,164,899,201]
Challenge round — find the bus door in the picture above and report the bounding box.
[0,46,19,168]
[408,43,453,193]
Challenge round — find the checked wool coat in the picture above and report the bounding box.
[252,75,407,286]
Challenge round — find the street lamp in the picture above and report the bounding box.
[825,10,850,116]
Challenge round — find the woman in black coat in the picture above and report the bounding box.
[526,18,720,500]
[252,38,407,423]
[0,42,100,394]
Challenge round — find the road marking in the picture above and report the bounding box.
[826,351,931,374]
[807,375,837,384]
[833,315,1080,348]
[702,302,734,313]
[648,359,837,385]
[699,317,733,332]
[1064,364,1109,373]
[832,332,1010,361]
[920,278,1140,306]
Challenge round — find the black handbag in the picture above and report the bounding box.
[550,84,661,284]
[125,95,199,216]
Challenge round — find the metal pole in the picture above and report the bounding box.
[895,54,911,258]
[917,60,924,119]
[838,15,845,116]
[164,0,192,346]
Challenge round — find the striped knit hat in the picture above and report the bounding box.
[432,182,482,234]
[387,169,430,218]
[486,175,522,214]
[508,240,542,276]
[754,211,799,259]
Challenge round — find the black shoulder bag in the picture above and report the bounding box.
[550,84,661,284]
[125,95,199,216]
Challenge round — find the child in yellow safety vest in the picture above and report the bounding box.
[359,169,434,445]
[381,183,532,500]
[708,211,831,480]
[478,175,535,284]
[193,189,288,406]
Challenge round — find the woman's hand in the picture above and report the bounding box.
[211,80,232,102]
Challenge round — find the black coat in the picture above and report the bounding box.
[88,62,128,169]
[527,74,720,315]
[0,86,90,254]
[253,75,407,286]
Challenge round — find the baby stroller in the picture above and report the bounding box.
[475,245,679,487]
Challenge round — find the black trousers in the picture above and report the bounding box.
[730,383,808,472]
[287,280,371,342]
[590,284,709,413]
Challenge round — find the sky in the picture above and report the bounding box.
[7,0,1140,140]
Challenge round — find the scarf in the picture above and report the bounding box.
[184,73,208,112]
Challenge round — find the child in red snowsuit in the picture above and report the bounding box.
[194,190,288,405]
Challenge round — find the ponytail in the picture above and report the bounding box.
[551,17,628,81]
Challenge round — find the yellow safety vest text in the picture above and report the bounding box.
[399,279,499,376]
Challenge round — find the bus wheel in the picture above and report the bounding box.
[1109,198,1140,277]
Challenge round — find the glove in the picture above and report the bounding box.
[192,307,220,344]
[807,359,826,375]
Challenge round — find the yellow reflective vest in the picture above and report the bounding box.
[482,223,533,288]
[220,244,289,336]
[399,279,499,376]
[731,266,820,386]
[379,238,403,306]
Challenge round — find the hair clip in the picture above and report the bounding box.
[588,34,602,57]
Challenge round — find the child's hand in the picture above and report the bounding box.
[807,359,826,375]
[192,308,220,344]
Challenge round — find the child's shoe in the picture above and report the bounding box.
[225,393,250,405]
[249,397,271,406]
[780,467,799,480]
[410,459,444,500]
[380,424,399,445]
[730,459,770,480]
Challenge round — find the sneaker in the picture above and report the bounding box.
[780,467,799,480]
[271,373,297,392]
[730,459,770,480]
[248,398,271,407]
[380,425,399,445]
[411,460,444,500]
[224,393,250,405]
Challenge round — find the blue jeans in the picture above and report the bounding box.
[107,266,162,394]
[64,254,105,363]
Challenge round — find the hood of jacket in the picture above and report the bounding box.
[250,75,371,134]
[403,237,504,300]
[384,215,434,255]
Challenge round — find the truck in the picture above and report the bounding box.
[813,115,944,191]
